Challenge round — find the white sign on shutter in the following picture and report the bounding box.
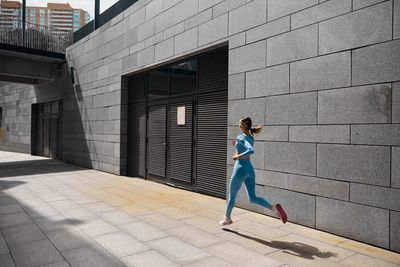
[177,106,185,125]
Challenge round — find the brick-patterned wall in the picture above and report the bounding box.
[65,0,399,251]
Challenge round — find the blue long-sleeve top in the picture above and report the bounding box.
[235,134,254,158]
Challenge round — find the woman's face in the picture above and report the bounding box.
[239,120,245,132]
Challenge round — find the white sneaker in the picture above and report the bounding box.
[219,217,233,226]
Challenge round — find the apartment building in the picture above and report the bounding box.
[0,0,22,28]
[0,1,90,32]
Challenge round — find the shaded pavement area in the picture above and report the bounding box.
[0,151,399,267]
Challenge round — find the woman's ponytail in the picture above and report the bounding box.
[240,117,262,137]
[250,125,262,136]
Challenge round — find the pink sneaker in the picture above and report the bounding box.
[273,204,287,224]
[219,217,233,226]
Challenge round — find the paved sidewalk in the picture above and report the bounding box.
[0,151,399,267]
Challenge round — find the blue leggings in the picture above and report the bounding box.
[226,160,272,217]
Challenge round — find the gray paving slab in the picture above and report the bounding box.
[0,254,15,267]
[59,208,97,222]
[82,202,117,214]
[49,200,80,211]
[166,225,224,248]
[76,218,119,237]
[34,215,76,232]
[2,223,46,246]
[9,239,64,267]
[120,250,179,267]
[24,204,60,219]
[0,212,33,228]
[93,231,149,258]
[118,221,168,242]
[97,210,137,225]
[41,261,71,267]
[62,245,124,267]
[0,197,17,206]
[0,238,8,256]
[47,227,94,251]
[147,236,211,265]
[0,204,24,215]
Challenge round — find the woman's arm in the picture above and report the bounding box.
[236,137,254,158]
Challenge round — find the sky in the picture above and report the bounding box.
[25,0,119,19]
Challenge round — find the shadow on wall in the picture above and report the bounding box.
[41,60,94,170]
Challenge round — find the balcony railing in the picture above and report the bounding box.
[0,18,73,55]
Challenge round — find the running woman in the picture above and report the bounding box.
[219,117,287,226]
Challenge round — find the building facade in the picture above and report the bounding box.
[0,1,90,32]
[0,0,399,253]
[0,0,22,28]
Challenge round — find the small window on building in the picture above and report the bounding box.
[148,68,169,99]
[170,59,197,95]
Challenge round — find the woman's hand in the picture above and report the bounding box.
[232,153,240,160]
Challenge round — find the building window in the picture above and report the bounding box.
[84,13,90,23]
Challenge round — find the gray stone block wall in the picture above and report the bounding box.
[62,0,400,252]
[0,67,66,154]
[316,197,389,248]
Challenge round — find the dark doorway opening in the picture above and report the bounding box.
[31,100,63,159]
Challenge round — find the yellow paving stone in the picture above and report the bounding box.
[232,220,288,240]
[182,216,226,235]
[169,202,206,212]
[154,207,196,220]
[194,208,230,221]
[217,229,279,255]
[141,213,184,230]
[236,211,283,228]
[167,225,224,248]
[279,223,348,245]
[116,204,155,216]
[336,239,400,265]
[100,197,131,207]
[133,199,171,209]
[339,253,400,267]
[273,234,355,262]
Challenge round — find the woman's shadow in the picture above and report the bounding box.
[223,228,338,260]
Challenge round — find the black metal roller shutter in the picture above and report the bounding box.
[196,92,228,198]
[169,102,193,184]
[127,102,146,177]
[198,47,228,93]
[196,47,228,198]
[147,105,167,179]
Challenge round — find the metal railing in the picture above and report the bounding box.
[0,18,73,54]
